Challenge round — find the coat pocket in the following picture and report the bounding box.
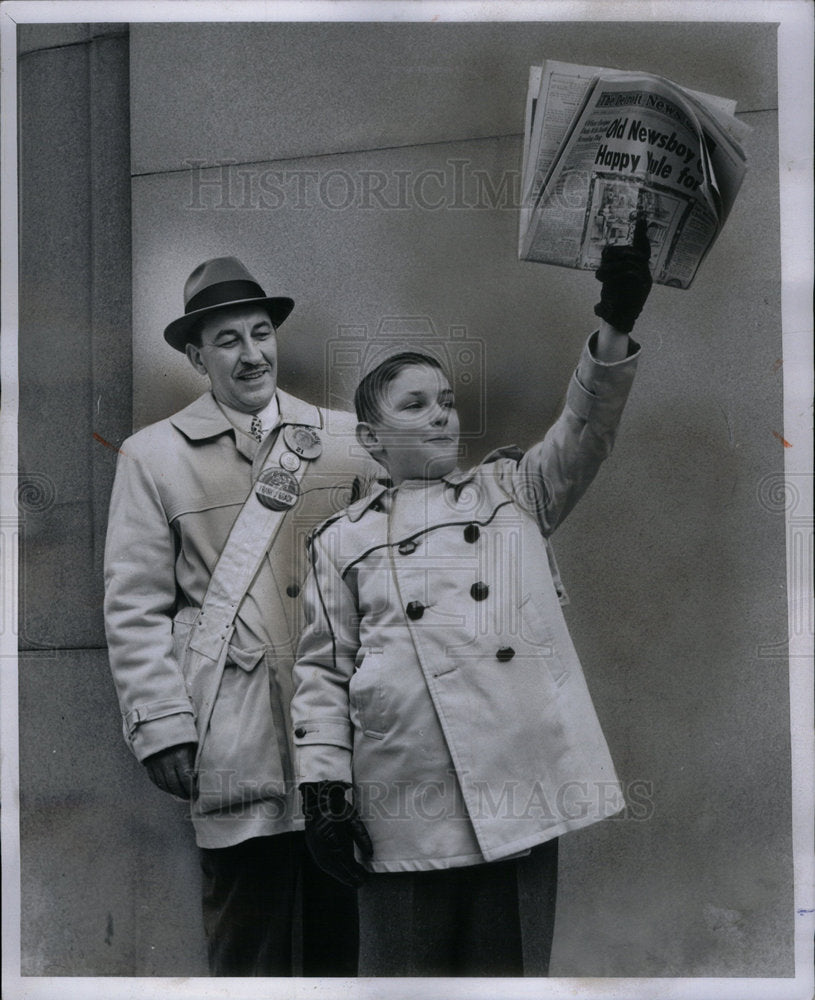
[173,609,286,812]
[195,655,286,812]
[350,648,387,740]
[517,593,570,688]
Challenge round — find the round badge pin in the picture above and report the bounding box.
[279,451,301,473]
[284,425,322,460]
[255,468,300,510]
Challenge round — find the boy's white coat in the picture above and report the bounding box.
[292,336,640,871]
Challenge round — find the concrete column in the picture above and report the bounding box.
[18,23,131,651]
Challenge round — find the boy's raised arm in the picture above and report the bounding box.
[592,213,653,361]
[508,216,652,534]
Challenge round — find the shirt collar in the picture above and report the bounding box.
[218,395,280,438]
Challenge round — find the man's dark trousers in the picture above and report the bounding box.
[200,831,359,976]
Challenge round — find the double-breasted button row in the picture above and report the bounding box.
[395,521,515,663]
[401,526,487,624]
[397,524,481,557]
[405,583,488,622]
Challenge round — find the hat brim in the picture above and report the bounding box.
[163,295,295,352]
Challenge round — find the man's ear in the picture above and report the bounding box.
[356,421,383,458]
[185,341,207,376]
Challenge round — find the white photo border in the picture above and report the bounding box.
[1,2,812,999]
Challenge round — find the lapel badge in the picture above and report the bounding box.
[284,425,322,460]
[255,468,300,510]
[279,450,302,472]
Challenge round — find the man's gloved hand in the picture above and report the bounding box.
[143,742,197,799]
[300,781,373,888]
[594,213,653,334]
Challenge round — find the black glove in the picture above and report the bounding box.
[300,781,373,888]
[593,213,653,334]
[143,742,197,799]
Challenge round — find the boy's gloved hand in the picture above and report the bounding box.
[300,781,373,887]
[594,213,653,334]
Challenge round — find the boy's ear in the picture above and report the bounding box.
[356,421,383,457]
[186,341,208,376]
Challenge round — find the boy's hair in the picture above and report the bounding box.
[354,351,445,424]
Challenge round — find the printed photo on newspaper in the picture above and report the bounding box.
[519,60,751,288]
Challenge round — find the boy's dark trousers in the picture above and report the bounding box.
[357,838,558,976]
[200,831,359,976]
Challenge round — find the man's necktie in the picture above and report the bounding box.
[250,415,264,443]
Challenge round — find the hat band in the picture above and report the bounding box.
[185,279,266,315]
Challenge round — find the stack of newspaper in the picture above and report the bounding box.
[519,60,751,288]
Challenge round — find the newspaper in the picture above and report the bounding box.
[519,60,751,288]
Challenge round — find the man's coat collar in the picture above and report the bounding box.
[169,388,322,441]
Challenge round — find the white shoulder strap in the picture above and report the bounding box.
[187,420,317,659]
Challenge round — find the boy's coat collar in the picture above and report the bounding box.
[343,448,523,523]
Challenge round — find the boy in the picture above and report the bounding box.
[290,221,652,975]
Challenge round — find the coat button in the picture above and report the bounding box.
[470,581,489,601]
[286,584,301,598]
[406,601,425,621]
[464,523,480,543]
[398,539,418,555]
[294,727,306,738]
[496,647,515,663]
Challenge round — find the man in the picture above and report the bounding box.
[103,256,371,976]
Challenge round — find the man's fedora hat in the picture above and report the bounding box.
[163,256,294,352]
